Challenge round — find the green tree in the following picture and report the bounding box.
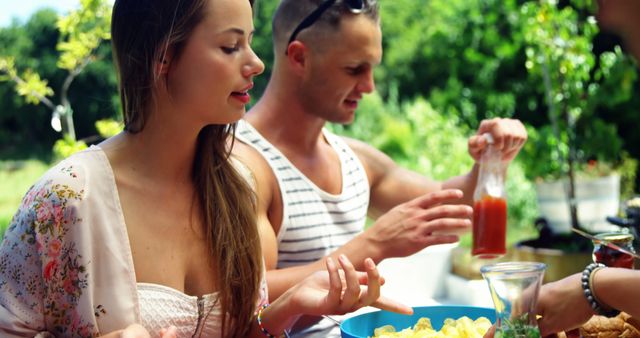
[0,0,113,158]
[378,0,532,127]
[520,0,636,228]
[0,9,62,158]
[251,0,279,98]
[377,0,638,190]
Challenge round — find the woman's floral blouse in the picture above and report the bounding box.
[0,147,269,337]
[1,147,143,337]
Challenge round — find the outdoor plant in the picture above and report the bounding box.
[496,313,541,338]
[0,0,111,157]
[52,118,122,160]
[520,0,637,228]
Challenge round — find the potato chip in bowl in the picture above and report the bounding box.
[340,305,495,338]
[372,315,492,338]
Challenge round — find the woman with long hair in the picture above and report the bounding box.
[0,0,409,337]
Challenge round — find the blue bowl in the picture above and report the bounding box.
[340,305,496,338]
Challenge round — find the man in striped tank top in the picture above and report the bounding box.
[233,0,528,336]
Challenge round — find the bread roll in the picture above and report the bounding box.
[579,313,640,338]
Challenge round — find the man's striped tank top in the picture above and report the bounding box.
[236,119,370,269]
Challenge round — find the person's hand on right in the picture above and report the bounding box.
[362,189,472,260]
[535,273,594,336]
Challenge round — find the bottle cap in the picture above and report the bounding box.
[483,133,494,145]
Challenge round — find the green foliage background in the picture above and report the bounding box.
[1,0,639,240]
[0,8,117,160]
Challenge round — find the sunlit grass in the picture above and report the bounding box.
[0,160,49,238]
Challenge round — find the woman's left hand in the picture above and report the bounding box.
[289,255,413,316]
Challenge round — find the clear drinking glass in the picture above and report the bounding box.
[481,262,546,338]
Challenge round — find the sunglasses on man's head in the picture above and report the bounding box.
[286,0,366,53]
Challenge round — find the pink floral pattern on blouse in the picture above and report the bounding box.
[0,147,269,337]
[1,148,138,337]
[1,164,100,337]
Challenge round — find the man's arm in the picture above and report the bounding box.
[233,118,526,301]
[233,141,329,299]
[341,118,527,260]
[348,118,527,217]
[232,141,280,270]
[231,141,466,300]
[345,137,478,218]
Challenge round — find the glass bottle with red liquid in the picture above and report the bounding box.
[592,232,636,269]
[472,134,508,259]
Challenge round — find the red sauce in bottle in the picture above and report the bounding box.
[592,233,635,269]
[472,196,507,259]
[593,248,634,268]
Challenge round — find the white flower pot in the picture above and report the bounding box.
[535,174,621,234]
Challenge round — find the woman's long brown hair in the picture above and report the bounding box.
[111,1,262,336]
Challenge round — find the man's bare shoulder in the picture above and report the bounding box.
[233,135,285,238]
[341,135,369,152]
[340,136,397,179]
[232,140,278,192]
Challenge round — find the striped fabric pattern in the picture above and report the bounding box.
[236,120,370,269]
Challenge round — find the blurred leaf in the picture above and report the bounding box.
[15,70,54,105]
[0,57,17,78]
[52,134,87,160]
[95,118,122,138]
[56,0,111,71]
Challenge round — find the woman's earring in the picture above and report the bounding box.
[156,59,170,75]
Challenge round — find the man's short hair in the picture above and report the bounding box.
[272,0,379,53]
